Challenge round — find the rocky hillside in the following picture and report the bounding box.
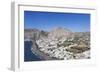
[48,27,72,39]
[24,29,48,41]
[24,27,90,60]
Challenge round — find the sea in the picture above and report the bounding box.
[24,41,41,61]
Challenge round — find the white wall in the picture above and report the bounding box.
[0,0,100,73]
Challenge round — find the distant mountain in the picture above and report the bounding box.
[24,27,90,42]
[24,27,90,40]
[48,27,72,39]
[24,28,48,41]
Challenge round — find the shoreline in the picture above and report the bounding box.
[31,48,58,60]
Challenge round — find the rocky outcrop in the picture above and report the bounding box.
[24,29,48,41]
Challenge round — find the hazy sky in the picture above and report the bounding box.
[24,11,90,32]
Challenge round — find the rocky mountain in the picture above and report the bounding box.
[24,27,90,60]
[48,27,72,39]
[24,28,48,41]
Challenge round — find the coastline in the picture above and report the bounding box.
[31,47,58,60]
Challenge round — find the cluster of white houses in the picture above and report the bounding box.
[36,36,90,60]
